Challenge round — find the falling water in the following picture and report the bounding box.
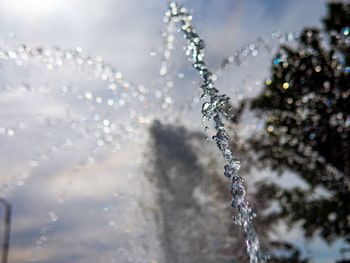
[0,44,155,195]
[0,1,322,262]
[0,43,162,261]
[162,2,268,263]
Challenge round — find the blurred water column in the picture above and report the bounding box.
[0,198,11,263]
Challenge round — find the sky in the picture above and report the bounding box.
[0,0,341,262]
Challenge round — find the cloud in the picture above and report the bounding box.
[0,0,335,262]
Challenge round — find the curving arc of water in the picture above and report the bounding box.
[0,2,273,261]
[164,2,268,262]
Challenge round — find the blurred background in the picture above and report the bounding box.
[0,0,349,262]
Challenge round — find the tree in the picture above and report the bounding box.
[245,1,350,256]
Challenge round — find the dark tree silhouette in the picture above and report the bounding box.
[245,2,350,259]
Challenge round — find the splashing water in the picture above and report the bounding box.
[0,44,155,195]
[162,2,268,262]
[0,1,321,262]
[0,44,163,261]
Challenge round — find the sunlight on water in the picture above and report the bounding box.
[0,1,329,262]
[162,3,268,262]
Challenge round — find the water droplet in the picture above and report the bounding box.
[282,82,289,89]
[96,97,103,103]
[61,85,68,93]
[7,128,15,136]
[165,97,172,104]
[159,64,167,76]
[109,83,117,90]
[29,160,39,167]
[48,211,58,222]
[328,212,336,221]
[103,119,110,126]
[85,92,92,100]
[202,102,212,117]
